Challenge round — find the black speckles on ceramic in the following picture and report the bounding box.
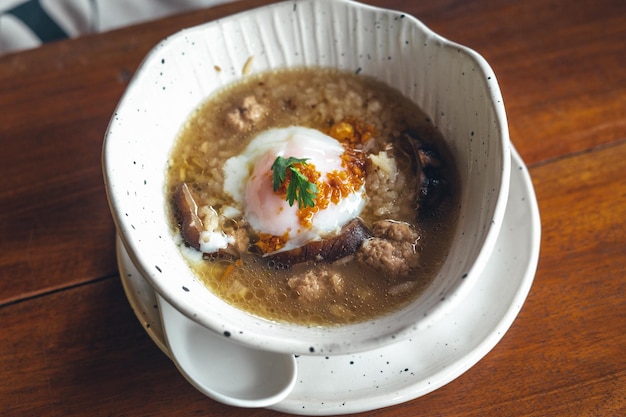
[103,0,511,360]
[118,140,540,413]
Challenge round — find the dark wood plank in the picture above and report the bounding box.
[0,0,280,305]
[378,141,626,417]
[1,0,624,302]
[394,0,626,165]
[0,278,236,416]
[1,0,625,415]
[1,142,623,417]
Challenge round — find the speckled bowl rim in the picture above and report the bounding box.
[103,0,510,356]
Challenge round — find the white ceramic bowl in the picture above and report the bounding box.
[103,0,510,356]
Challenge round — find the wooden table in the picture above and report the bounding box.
[1,0,624,415]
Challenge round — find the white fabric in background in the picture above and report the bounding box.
[0,0,236,54]
[0,12,40,51]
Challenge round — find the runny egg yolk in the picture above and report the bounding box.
[223,126,366,253]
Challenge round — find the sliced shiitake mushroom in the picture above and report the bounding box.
[402,129,450,217]
[173,182,203,250]
[266,218,373,266]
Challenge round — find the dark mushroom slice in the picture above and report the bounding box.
[401,129,450,217]
[173,182,203,250]
[266,218,373,266]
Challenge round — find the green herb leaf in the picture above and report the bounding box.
[271,156,318,208]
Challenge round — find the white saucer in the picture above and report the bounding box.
[117,146,540,415]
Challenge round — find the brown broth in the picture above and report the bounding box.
[166,67,459,326]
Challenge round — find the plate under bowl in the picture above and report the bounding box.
[103,0,510,355]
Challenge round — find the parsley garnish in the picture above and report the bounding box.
[271,156,318,208]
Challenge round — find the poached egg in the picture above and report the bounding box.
[223,126,366,253]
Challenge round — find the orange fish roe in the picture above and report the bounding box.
[296,122,369,229]
[328,119,375,145]
[256,231,290,253]
[267,121,372,240]
[328,121,355,142]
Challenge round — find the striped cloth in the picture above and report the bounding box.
[0,0,234,54]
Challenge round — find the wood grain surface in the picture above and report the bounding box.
[1,0,624,416]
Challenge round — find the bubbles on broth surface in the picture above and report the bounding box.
[169,67,460,326]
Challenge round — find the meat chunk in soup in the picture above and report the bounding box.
[167,67,459,325]
[226,95,267,131]
[288,267,344,302]
[357,220,420,277]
